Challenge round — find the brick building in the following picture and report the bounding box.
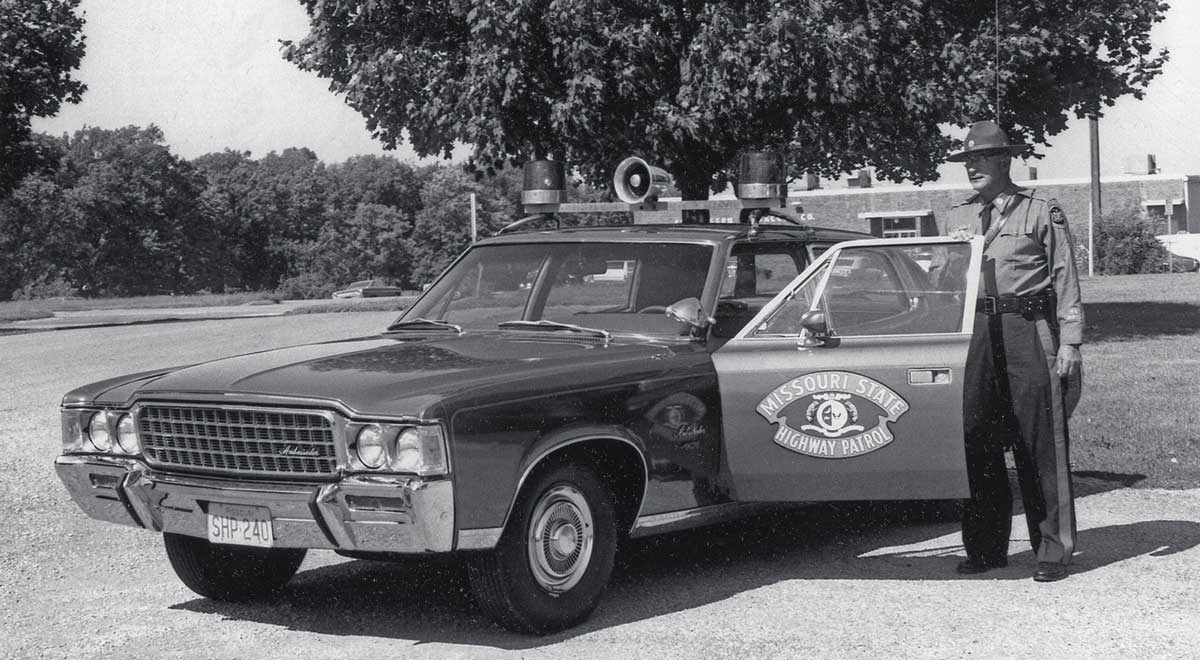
[781,171,1200,238]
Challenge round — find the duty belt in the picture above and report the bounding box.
[978,293,1055,316]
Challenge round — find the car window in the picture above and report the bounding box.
[401,242,714,335]
[712,244,808,338]
[753,243,970,337]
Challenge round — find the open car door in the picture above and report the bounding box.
[713,236,983,501]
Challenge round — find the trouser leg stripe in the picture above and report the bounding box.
[1036,317,1076,564]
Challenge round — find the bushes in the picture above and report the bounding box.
[274,272,339,300]
[1093,210,1172,275]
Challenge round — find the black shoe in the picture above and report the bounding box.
[1033,562,1069,582]
[956,557,1007,574]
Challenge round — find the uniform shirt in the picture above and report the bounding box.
[943,184,1085,346]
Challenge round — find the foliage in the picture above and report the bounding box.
[1093,209,1171,275]
[57,126,212,295]
[283,0,1168,199]
[406,165,517,285]
[274,272,340,300]
[0,0,87,195]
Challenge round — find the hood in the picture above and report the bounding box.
[91,331,689,417]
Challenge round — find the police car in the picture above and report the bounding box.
[54,153,984,634]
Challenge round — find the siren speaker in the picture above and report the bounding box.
[613,157,672,204]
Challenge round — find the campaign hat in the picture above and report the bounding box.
[946,120,1029,162]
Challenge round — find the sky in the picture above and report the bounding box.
[30,0,1200,183]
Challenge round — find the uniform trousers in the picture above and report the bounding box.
[961,309,1077,566]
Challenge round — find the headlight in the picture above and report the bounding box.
[115,414,139,454]
[87,412,112,452]
[354,425,386,469]
[394,428,423,472]
[348,422,448,475]
[395,425,448,476]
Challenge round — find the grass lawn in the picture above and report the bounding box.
[1073,273,1200,488]
[286,296,416,315]
[0,292,280,323]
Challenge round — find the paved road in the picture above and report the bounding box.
[2,314,1198,659]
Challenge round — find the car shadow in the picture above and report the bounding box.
[169,471,1193,648]
[1083,302,1200,342]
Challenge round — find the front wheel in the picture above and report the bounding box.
[163,533,307,601]
[467,462,617,634]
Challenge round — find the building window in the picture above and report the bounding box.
[858,210,935,238]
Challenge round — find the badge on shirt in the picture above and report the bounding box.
[1049,201,1067,226]
[1066,306,1082,322]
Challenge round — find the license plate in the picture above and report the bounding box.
[207,503,274,548]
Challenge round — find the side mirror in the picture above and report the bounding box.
[798,310,834,347]
[665,297,711,330]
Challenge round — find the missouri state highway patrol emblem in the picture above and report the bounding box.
[755,371,910,459]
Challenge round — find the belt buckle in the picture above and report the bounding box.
[982,297,997,315]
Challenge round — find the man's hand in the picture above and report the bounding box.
[949,227,974,241]
[1056,344,1081,378]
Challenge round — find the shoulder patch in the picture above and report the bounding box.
[1048,201,1067,226]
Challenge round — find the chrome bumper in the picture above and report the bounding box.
[54,455,454,553]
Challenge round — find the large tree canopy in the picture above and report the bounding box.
[284,0,1168,199]
[0,0,87,195]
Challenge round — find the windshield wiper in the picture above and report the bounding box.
[497,320,611,343]
[385,317,463,334]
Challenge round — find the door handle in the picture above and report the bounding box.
[908,368,951,384]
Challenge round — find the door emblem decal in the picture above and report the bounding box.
[756,371,910,458]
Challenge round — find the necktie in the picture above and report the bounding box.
[980,204,993,234]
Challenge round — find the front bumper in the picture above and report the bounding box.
[54,455,454,553]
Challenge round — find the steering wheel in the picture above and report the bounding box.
[637,305,668,314]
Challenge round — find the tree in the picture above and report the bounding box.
[57,126,209,295]
[406,165,516,284]
[284,0,1168,201]
[0,173,73,298]
[0,0,87,195]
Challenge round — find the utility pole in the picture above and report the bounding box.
[470,193,477,242]
[1088,116,1101,276]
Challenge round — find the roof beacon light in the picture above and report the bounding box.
[522,160,566,206]
[736,151,787,200]
[613,157,672,205]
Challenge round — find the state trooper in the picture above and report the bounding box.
[941,120,1084,582]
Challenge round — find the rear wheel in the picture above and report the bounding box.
[163,533,306,601]
[467,462,617,634]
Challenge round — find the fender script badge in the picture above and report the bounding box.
[755,371,910,459]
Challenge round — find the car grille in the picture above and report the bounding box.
[137,405,338,477]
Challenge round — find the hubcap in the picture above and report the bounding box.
[527,484,594,595]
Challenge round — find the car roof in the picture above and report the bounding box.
[476,223,872,246]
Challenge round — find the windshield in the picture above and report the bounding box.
[398,241,715,335]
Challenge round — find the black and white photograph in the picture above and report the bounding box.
[2,0,1198,657]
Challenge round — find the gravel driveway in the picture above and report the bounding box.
[2,314,1197,659]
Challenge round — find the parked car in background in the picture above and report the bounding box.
[331,279,406,298]
[1157,234,1200,272]
[1164,254,1199,272]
